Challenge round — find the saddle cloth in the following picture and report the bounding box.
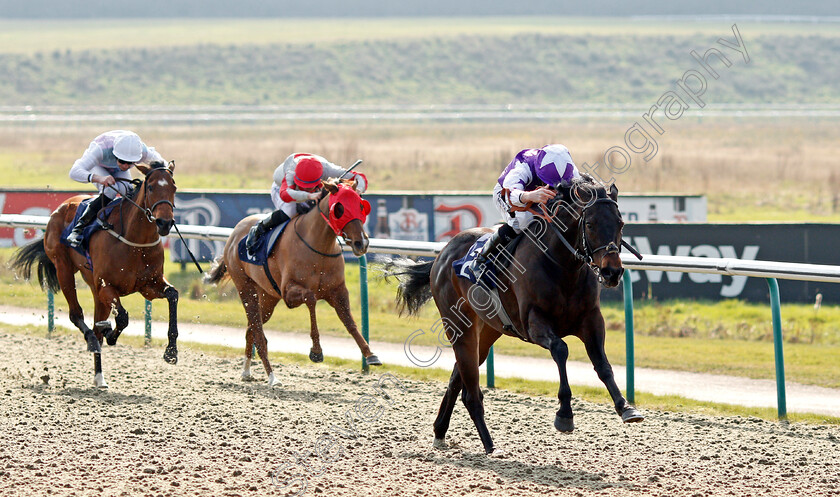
[59,197,124,257]
[237,219,291,266]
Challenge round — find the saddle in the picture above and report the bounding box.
[59,197,124,257]
[237,218,291,296]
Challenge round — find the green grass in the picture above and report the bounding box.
[3,247,840,388]
[1,22,838,105]
[8,321,838,425]
[1,17,837,55]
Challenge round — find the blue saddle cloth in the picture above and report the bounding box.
[59,197,124,258]
[452,233,498,290]
[237,219,290,266]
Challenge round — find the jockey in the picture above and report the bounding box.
[245,153,368,255]
[66,130,165,247]
[475,144,580,266]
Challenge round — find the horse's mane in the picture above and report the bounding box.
[546,174,608,213]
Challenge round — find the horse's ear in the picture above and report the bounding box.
[135,164,151,177]
[323,181,339,194]
[168,160,176,175]
[609,183,619,201]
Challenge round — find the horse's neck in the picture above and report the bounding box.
[111,187,157,244]
[299,197,338,250]
[538,215,586,272]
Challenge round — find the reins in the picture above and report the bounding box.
[103,165,203,272]
[293,198,343,258]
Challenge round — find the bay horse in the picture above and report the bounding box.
[386,179,643,454]
[204,179,381,387]
[10,162,180,388]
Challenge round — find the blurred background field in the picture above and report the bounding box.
[2,9,839,401]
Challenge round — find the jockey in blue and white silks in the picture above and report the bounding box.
[476,144,580,266]
[66,130,165,246]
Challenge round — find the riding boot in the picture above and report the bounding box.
[66,194,107,247]
[246,209,291,255]
[475,223,516,268]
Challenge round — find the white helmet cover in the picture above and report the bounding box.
[113,133,143,162]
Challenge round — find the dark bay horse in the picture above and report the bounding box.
[387,179,643,454]
[11,162,180,388]
[204,179,381,387]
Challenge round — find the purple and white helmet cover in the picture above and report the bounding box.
[536,144,579,187]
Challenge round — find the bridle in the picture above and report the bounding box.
[293,195,345,258]
[536,195,623,280]
[113,167,176,223]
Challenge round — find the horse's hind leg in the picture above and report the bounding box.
[54,259,100,353]
[324,286,380,365]
[433,367,462,449]
[435,323,501,450]
[239,283,280,387]
[581,313,644,424]
[241,292,280,382]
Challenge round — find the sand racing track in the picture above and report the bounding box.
[0,330,838,497]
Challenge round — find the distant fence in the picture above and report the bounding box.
[4,213,840,419]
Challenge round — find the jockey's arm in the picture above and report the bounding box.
[139,146,165,165]
[501,160,533,207]
[320,160,367,192]
[69,142,104,184]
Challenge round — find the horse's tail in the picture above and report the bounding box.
[204,255,228,285]
[9,238,59,293]
[382,257,435,316]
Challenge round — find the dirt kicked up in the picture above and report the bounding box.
[0,330,838,497]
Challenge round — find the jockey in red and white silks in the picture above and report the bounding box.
[246,153,367,255]
[477,144,580,265]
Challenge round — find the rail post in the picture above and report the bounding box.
[486,346,495,388]
[766,278,787,419]
[144,299,152,346]
[623,269,635,404]
[47,288,54,338]
[359,255,370,373]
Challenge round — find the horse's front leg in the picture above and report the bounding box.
[528,309,575,432]
[324,285,380,366]
[284,284,324,363]
[141,279,179,364]
[580,311,644,424]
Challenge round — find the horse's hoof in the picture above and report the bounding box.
[86,335,102,354]
[93,373,108,389]
[105,330,121,346]
[433,438,448,450]
[621,406,645,423]
[268,373,281,388]
[241,373,255,382]
[163,347,178,365]
[309,350,324,363]
[366,355,382,366]
[554,415,575,432]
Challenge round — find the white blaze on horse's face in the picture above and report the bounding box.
[157,179,169,187]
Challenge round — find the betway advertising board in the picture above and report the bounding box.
[612,224,840,303]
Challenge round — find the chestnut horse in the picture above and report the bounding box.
[11,162,180,388]
[204,179,381,387]
[386,179,643,454]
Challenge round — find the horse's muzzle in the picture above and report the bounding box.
[351,236,369,256]
[600,265,624,288]
[156,218,175,236]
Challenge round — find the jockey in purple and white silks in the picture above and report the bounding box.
[475,144,580,266]
[66,130,165,247]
